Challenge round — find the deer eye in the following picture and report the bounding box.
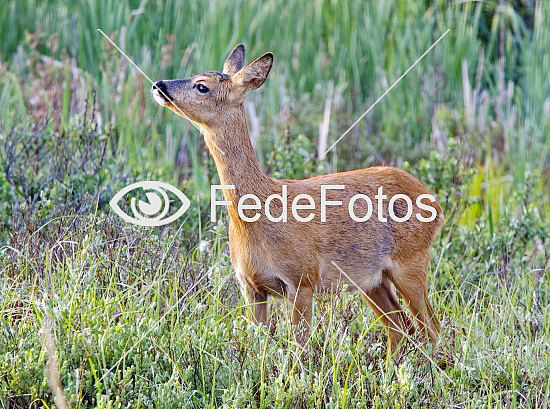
[196,83,209,94]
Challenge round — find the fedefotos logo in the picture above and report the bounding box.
[109,181,437,227]
[211,185,438,223]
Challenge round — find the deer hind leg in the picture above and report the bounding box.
[363,278,414,358]
[391,259,440,346]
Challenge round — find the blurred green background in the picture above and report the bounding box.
[2,0,549,170]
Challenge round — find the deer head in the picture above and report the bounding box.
[152,44,273,127]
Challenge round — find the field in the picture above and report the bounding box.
[1,0,549,408]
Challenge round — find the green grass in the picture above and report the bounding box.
[0,118,548,408]
[1,0,550,407]
[1,208,549,408]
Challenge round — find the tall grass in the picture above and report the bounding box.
[1,0,548,170]
[520,0,550,173]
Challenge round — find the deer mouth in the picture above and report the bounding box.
[152,81,172,107]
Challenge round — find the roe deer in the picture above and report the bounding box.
[152,44,444,358]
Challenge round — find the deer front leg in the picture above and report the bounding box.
[239,283,268,325]
[235,266,268,325]
[289,285,314,345]
[250,291,268,325]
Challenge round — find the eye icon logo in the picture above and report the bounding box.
[109,181,190,227]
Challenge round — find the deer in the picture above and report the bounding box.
[152,44,444,360]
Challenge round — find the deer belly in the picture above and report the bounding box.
[314,256,390,294]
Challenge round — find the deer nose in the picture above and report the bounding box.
[152,80,170,100]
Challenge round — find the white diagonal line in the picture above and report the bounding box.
[97,28,226,156]
[324,29,450,156]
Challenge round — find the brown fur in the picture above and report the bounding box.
[153,44,444,357]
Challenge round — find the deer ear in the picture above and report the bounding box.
[223,44,245,76]
[232,52,273,92]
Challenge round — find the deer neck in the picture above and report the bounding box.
[199,106,273,214]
